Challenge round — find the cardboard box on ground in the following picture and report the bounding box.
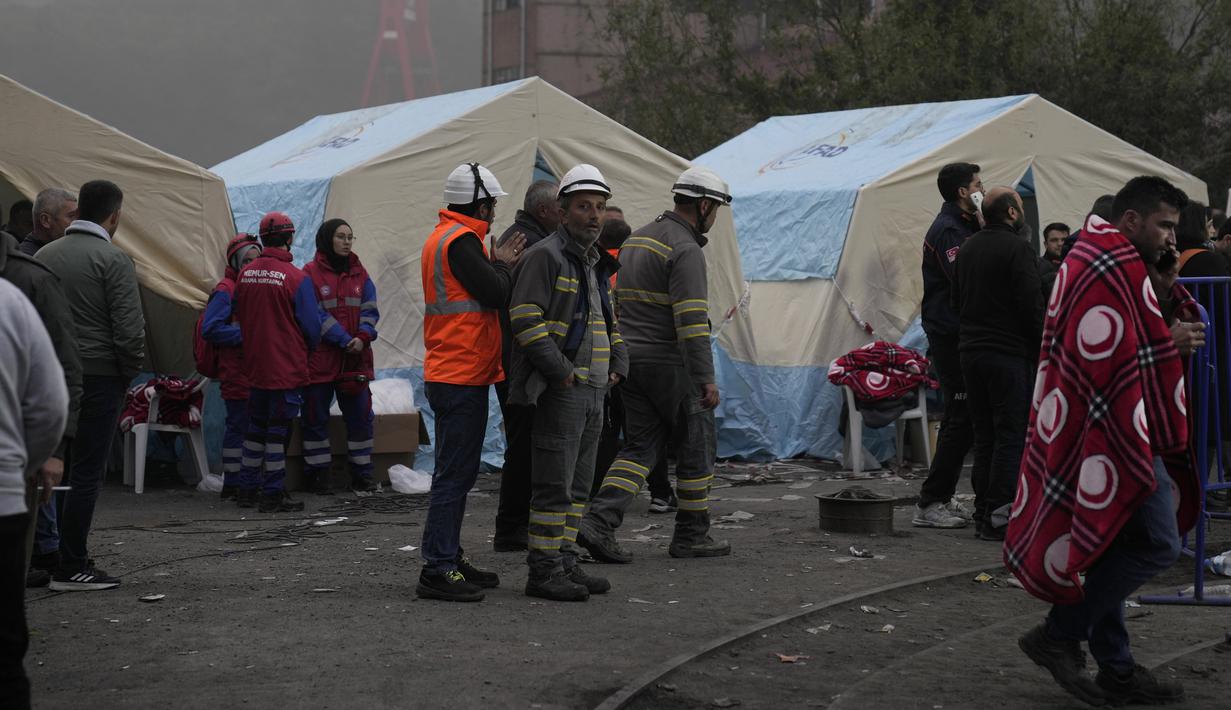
[282,379,429,491]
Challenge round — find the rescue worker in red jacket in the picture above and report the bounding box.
[417,162,525,602]
[302,218,381,495]
[200,233,262,500]
[233,212,346,512]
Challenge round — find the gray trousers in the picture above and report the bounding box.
[581,363,716,543]
[527,383,606,576]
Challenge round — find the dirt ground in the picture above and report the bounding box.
[23,461,1231,709]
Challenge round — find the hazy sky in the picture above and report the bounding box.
[0,0,482,166]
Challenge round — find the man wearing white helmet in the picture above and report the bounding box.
[417,162,526,602]
[506,164,627,601]
[579,166,733,563]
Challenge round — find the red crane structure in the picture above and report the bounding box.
[362,0,441,107]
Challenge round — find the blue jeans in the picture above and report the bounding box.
[421,382,489,574]
[1047,457,1182,674]
[34,496,58,556]
[59,375,128,571]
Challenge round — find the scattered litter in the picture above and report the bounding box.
[196,472,224,493]
[799,602,813,608]
[107,618,120,623]
[1004,577,1023,589]
[848,546,873,559]
[780,494,803,501]
[113,541,125,546]
[527,642,542,647]
[787,482,814,490]
[667,600,679,604]
[628,597,654,604]
[973,572,994,584]
[233,531,249,539]
[827,485,890,500]
[1181,584,1231,597]
[397,545,418,552]
[713,524,746,530]
[711,698,742,708]
[729,472,775,486]
[388,464,432,494]
[1125,600,1141,608]
[630,523,662,533]
[311,517,349,527]
[121,665,130,670]
[363,547,379,551]
[718,511,755,522]
[859,605,879,614]
[176,651,199,656]
[775,653,811,663]
[879,624,895,633]
[260,576,276,581]
[805,624,831,634]
[138,594,165,603]
[657,683,677,692]
[312,588,339,593]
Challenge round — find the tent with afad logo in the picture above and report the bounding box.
[697,94,1207,462]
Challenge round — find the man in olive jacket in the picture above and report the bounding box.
[35,180,143,591]
[506,164,627,601]
[0,232,82,588]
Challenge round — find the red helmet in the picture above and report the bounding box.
[226,233,261,267]
[258,211,294,239]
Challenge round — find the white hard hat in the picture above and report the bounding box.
[672,166,732,204]
[557,164,612,199]
[443,162,509,204]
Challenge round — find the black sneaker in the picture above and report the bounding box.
[49,564,121,592]
[566,565,611,594]
[416,569,485,602]
[308,472,333,496]
[220,484,239,501]
[456,553,500,588]
[649,494,678,514]
[1096,664,1185,706]
[525,569,589,601]
[577,528,633,564]
[351,476,379,496]
[1018,623,1106,706]
[258,490,305,513]
[236,487,258,509]
[26,568,51,588]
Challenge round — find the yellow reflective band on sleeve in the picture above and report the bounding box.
[672,299,708,312]
[602,478,640,494]
[623,236,673,259]
[676,324,711,338]
[522,331,549,345]
[616,288,671,305]
[677,499,709,511]
[554,275,579,293]
[510,304,543,318]
[545,320,569,336]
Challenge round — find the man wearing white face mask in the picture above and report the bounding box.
[914,162,984,530]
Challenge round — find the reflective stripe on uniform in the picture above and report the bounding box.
[623,236,673,259]
[320,298,339,309]
[347,439,374,450]
[616,288,671,305]
[425,225,486,317]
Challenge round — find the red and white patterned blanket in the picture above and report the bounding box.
[827,341,937,401]
[119,377,204,432]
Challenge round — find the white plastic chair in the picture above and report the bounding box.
[123,378,210,494]
[842,384,932,475]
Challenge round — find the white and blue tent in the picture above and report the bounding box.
[699,94,1206,462]
[213,78,753,466]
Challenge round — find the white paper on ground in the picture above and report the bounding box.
[196,473,223,493]
[388,464,432,494]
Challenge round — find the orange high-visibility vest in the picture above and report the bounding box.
[421,210,503,385]
[606,247,620,289]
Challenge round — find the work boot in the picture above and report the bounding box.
[1018,623,1106,706]
[978,524,1006,542]
[258,490,305,513]
[525,569,589,601]
[1096,664,1185,706]
[416,569,485,602]
[236,487,258,509]
[577,527,633,564]
[566,565,611,594]
[351,475,378,496]
[456,551,500,588]
[220,484,239,501]
[25,568,51,588]
[669,535,732,558]
[308,471,333,496]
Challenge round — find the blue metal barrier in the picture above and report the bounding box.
[1141,277,1231,605]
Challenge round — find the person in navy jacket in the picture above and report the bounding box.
[302,218,381,495]
[201,234,262,500]
[232,212,346,512]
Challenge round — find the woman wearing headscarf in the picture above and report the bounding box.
[200,233,262,500]
[301,218,381,495]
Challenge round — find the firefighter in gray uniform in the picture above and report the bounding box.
[578,166,733,563]
[507,164,629,600]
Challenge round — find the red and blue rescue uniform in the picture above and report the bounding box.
[302,251,380,485]
[233,247,343,494]
[201,266,250,489]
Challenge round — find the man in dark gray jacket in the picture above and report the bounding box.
[579,166,733,563]
[36,180,143,591]
[0,233,82,588]
[507,164,627,600]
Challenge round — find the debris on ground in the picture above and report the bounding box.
[628,597,653,604]
[879,624,895,633]
[718,511,755,522]
[397,545,417,552]
[973,572,994,583]
[312,588,338,593]
[859,605,879,614]
[727,472,776,487]
[787,482,814,490]
[848,546,873,559]
[630,523,662,533]
[775,653,811,663]
[657,683,677,692]
[780,494,803,501]
[805,624,831,634]
[825,485,891,501]
[711,698,742,708]
[363,547,379,551]
[311,517,348,527]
